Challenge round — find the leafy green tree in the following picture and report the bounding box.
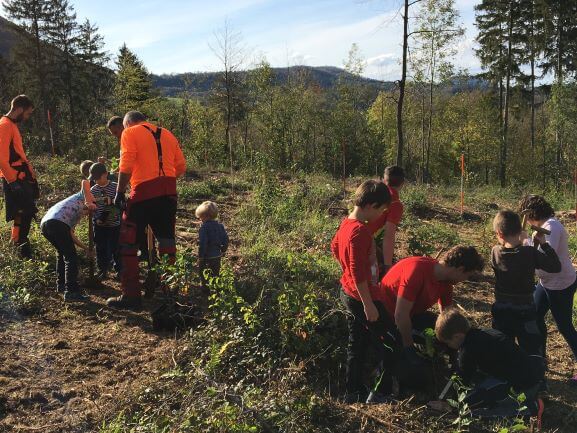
[411,0,464,182]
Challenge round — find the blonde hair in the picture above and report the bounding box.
[195,201,218,219]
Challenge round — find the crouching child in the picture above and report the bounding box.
[432,309,545,422]
[41,192,92,301]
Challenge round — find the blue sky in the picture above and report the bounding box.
[2,0,481,79]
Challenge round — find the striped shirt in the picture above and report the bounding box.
[91,181,120,227]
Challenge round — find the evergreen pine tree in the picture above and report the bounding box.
[114,44,152,114]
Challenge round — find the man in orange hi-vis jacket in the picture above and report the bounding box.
[107,111,186,310]
[0,95,39,259]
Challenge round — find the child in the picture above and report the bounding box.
[89,162,121,280]
[433,309,544,420]
[520,195,577,386]
[40,192,91,301]
[367,166,405,276]
[330,180,392,403]
[491,210,561,359]
[195,201,229,291]
[79,160,97,211]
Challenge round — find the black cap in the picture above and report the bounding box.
[88,162,107,181]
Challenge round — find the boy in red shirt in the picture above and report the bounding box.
[380,247,484,370]
[366,166,405,276]
[331,179,392,403]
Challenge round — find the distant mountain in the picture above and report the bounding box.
[151,66,395,97]
[0,15,24,59]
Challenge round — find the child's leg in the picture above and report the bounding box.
[491,303,516,340]
[208,257,221,278]
[56,252,65,291]
[547,281,577,361]
[534,284,551,360]
[465,377,509,409]
[515,307,543,358]
[340,290,371,396]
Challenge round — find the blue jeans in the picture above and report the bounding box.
[534,278,577,362]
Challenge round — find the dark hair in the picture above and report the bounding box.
[384,165,405,187]
[80,160,95,178]
[11,95,34,111]
[435,308,471,342]
[519,195,554,221]
[107,116,123,129]
[354,180,392,208]
[441,245,484,272]
[493,209,522,237]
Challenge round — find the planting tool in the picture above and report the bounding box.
[84,214,101,288]
[530,224,551,236]
[48,110,55,156]
[143,225,159,298]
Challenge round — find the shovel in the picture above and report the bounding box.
[143,225,159,298]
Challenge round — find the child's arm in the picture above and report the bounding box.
[355,280,379,322]
[381,221,397,273]
[533,232,561,273]
[221,227,229,254]
[82,180,97,211]
[198,225,208,258]
[70,229,89,251]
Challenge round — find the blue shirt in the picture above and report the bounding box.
[41,192,85,228]
[198,220,229,258]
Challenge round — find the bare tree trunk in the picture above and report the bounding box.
[396,0,410,167]
[501,5,513,188]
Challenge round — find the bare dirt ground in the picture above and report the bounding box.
[0,282,179,433]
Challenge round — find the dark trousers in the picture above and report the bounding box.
[3,178,36,258]
[492,302,543,358]
[340,291,440,395]
[340,291,398,395]
[41,219,79,293]
[199,256,222,289]
[94,224,121,274]
[535,279,577,362]
[119,196,177,297]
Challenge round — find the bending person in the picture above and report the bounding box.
[108,111,186,310]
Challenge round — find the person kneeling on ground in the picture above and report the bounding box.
[373,246,484,400]
[41,192,92,301]
[431,309,545,423]
[331,179,392,404]
[196,201,229,296]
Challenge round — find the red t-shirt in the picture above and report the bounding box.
[366,186,404,235]
[331,218,382,301]
[380,256,453,318]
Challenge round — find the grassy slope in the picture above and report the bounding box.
[0,157,576,432]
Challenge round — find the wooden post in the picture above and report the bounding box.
[47,110,55,156]
[460,153,465,215]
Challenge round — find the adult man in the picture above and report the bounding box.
[108,111,186,309]
[0,95,38,258]
[106,116,123,141]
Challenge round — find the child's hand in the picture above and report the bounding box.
[86,201,97,211]
[519,230,528,243]
[363,300,379,322]
[533,231,545,246]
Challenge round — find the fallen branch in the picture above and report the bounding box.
[350,405,412,433]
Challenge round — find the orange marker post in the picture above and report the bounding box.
[460,153,465,215]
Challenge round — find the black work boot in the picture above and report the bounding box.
[106,294,142,311]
